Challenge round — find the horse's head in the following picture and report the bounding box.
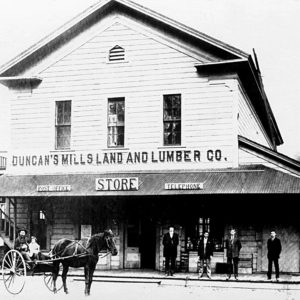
[103,229,118,256]
[87,230,118,256]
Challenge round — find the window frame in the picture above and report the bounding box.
[107,97,125,148]
[55,100,72,150]
[163,94,181,146]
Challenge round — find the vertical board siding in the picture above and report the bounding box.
[261,226,299,273]
[50,200,75,247]
[10,19,235,169]
[16,198,29,230]
[238,87,271,147]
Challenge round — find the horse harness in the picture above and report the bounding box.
[49,237,112,262]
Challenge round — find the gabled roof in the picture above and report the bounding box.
[0,0,247,77]
[0,0,282,147]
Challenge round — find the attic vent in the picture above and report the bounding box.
[109,45,125,62]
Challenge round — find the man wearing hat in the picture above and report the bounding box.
[14,228,31,262]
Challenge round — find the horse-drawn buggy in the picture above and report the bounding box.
[1,229,118,295]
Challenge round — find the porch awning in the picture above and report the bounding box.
[0,165,299,197]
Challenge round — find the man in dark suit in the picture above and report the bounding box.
[225,228,242,280]
[267,230,282,281]
[14,229,31,261]
[198,231,214,279]
[163,226,179,276]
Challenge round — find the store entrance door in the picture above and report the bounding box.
[140,218,156,269]
[124,217,140,268]
[124,217,156,269]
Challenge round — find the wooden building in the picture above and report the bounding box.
[0,0,299,274]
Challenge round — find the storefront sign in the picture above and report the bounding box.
[165,182,204,190]
[96,177,139,191]
[37,185,71,192]
[10,149,226,167]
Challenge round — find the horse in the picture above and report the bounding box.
[51,229,118,295]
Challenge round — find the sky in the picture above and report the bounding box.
[0,0,299,160]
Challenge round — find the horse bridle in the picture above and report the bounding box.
[105,235,115,251]
[97,235,115,258]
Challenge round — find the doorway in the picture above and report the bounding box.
[140,218,156,269]
[123,216,157,269]
[124,217,140,268]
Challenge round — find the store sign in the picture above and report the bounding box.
[96,177,139,191]
[165,182,204,190]
[37,185,71,192]
[10,149,225,167]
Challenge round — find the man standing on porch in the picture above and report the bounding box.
[225,228,242,280]
[267,230,282,281]
[198,231,214,279]
[163,226,179,276]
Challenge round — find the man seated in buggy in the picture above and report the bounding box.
[14,229,33,268]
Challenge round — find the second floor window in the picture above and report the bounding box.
[108,98,125,147]
[163,94,181,145]
[55,100,71,149]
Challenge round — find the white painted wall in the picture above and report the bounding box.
[238,84,272,148]
[6,15,237,175]
[0,85,10,152]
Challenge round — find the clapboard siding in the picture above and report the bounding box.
[43,67,195,81]
[10,19,235,168]
[40,73,203,88]
[238,86,271,147]
[34,79,212,94]
[42,60,196,75]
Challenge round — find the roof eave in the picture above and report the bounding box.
[239,135,300,174]
[195,59,283,147]
[0,76,42,88]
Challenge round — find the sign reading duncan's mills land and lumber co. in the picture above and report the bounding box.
[7,148,232,175]
[11,149,225,166]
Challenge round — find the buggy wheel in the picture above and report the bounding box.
[43,265,63,293]
[2,249,26,295]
